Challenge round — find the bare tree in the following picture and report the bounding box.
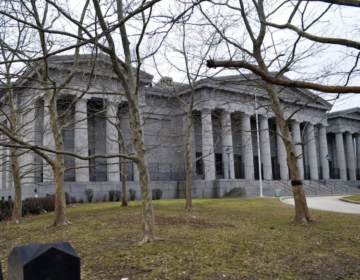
[202,0,331,223]
[0,0,90,225]
[157,7,220,210]
[207,1,360,94]
[88,0,166,243]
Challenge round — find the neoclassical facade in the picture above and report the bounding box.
[326,108,360,181]
[0,55,358,200]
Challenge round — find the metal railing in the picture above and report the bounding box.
[276,179,291,193]
[302,180,317,195]
[327,180,348,194]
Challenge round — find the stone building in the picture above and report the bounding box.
[326,108,360,181]
[0,55,358,200]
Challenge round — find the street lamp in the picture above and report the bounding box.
[326,154,332,179]
[226,147,231,179]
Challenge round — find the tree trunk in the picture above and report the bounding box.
[184,112,192,211]
[53,158,70,226]
[48,98,70,226]
[10,148,22,223]
[128,101,161,244]
[265,82,312,223]
[121,158,128,207]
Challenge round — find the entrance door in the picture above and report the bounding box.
[254,156,259,180]
[234,155,243,179]
[272,157,280,180]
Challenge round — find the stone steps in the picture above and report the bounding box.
[223,187,246,198]
[222,183,360,198]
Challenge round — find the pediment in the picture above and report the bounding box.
[328,107,360,121]
[278,87,331,109]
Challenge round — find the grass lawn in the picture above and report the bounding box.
[344,195,360,203]
[0,198,359,279]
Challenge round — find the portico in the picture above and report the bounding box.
[326,108,360,181]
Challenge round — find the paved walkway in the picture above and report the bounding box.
[281,195,360,214]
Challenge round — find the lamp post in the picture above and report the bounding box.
[226,147,231,179]
[326,154,332,179]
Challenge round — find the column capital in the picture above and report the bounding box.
[242,111,252,116]
[306,122,315,128]
[260,115,269,121]
[106,99,120,107]
[241,112,252,121]
[76,97,89,105]
[318,123,328,127]
[200,107,212,114]
[221,108,234,115]
[291,119,301,125]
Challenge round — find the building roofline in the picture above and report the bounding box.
[327,107,360,120]
[146,73,332,110]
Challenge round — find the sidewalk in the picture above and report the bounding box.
[281,195,360,214]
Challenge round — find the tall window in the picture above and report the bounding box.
[215,153,223,177]
[88,100,107,181]
[196,152,203,176]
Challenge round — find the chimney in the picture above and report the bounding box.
[159,77,173,87]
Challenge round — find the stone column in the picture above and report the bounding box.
[276,124,288,180]
[74,99,89,182]
[335,132,347,180]
[291,121,304,179]
[318,124,330,180]
[356,134,360,179]
[201,108,215,180]
[242,113,254,180]
[306,123,319,180]
[42,96,55,181]
[21,103,36,182]
[221,111,235,179]
[260,117,272,180]
[345,132,356,180]
[106,101,120,182]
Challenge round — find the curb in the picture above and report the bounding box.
[339,198,360,205]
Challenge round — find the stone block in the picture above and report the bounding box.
[8,242,80,280]
[202,188,214,198]
[69,184,86,194]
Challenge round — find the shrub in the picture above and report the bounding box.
[102,194,107,202]
[129,188,136,201]
[24,198,43,214]
[114,190,121,202]
[0,200,13,221]
[77,198,84,203]
[70,196,77,204]
[109,190,121,202]
[152,188,163,200]
[109,190,116,202]
[40,195,55,212]
[84,189,94,203]
[65,192,70,205]
[22,200,29,216]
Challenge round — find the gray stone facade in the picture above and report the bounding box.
[0,55,359,201]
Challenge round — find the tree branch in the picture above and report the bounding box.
[206,59,360,93]
[262,20,360,50]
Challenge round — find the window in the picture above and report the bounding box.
[215,153,224,176]
[196,152,203,175]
